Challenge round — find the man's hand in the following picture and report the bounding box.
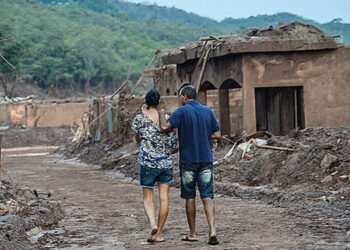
[159,109,172,132]
[141,104,147,113]
[212,130,221,139]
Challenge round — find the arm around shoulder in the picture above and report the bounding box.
[159,109,172,132]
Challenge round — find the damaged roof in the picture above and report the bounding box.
[161,22,338,65]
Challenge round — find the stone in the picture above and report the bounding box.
[330,171,338,176]
[321,175,333,183]
[327,195,337,203]
[320,143,332,149]
[318,196,327,201]
[26,226,42,236]
[340,175,349,181]
[320,153,337,171]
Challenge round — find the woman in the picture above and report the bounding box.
[131,89,177,243]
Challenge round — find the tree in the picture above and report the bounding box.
[0,24,22,97]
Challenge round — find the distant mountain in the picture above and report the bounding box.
[40,0,349,42]
[0,0,348,97]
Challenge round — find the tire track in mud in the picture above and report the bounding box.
[3,150,348,249]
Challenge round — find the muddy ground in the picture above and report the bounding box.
[3,150,349,249]
[1,126,73,148]
[1,126,350,248]
[64,126,350,248]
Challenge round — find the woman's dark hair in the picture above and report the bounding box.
[145,89,160,109]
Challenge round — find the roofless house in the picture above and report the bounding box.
[146,22,350,136]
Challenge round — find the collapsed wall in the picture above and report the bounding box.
[0,99,90,128]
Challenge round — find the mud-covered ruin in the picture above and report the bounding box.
[149,22,350,136]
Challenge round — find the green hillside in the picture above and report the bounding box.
[40,0,350,41]
[0,0,348,97]
[0,0,221,96]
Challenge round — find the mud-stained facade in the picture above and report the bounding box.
[0,100,90,128]
[153,22,350,135]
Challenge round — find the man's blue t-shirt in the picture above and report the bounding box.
[168,100,220,163]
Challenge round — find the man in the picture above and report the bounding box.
[159,84,221,245]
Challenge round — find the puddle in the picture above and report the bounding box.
[29,228,65,244]
[7,152,50,157]
[105,171,133,182]
[49,157,99,169]
[2,146,60,153]
[0,125,9,131]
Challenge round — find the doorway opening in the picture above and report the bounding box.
[255,87,304,135]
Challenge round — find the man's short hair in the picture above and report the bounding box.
[180,84,197,100]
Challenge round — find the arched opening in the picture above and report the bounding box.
[198,81,216,105]
[218,79,242,136]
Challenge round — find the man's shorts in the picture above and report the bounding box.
[180,162,214,199]
[140,165,174,189]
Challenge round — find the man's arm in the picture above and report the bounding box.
[159,109,172,132]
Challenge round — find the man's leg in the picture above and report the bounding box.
[155,183,169,242]
[186,198,197,239]
[180,163,197,241]
[143,188,158,242]
[198,163,219,244]
[202,198,216,237]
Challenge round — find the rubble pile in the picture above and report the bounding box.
[217,127,350,191]
[0,176,64,249]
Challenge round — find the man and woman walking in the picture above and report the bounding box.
[131,84,220,245]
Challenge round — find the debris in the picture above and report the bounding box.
[340,175,349,181]
[223,141,239,159]
[1,95,35,103]
[128,49,161,97]
[321,175,333,184]
[318,196,327,201]
[326,195,337,203]
[330,171,338,176]
[101,150,139,170]
[245,131,272,141]
[72,112,91,143]
[109,75,129,100]
[244,153,254,159]
[320,153,337,170]
[320,143,333,149]
[26,227,42,236]
[0,198,24,216]
[237,140,253,158]
[220,136,236,144]
[254,144,295,152]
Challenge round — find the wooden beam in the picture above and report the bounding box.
[196,47,211,93]
[0,134,2,187]
[128,49,161,97]
[110,76,129,100]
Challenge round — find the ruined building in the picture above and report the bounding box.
[148,22,350,136]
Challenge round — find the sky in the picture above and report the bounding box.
[126,0,350,23]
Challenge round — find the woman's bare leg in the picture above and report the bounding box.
[155,183,169,242]
[143,188,158,242]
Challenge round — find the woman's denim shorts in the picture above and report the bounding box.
[140,165,174,189]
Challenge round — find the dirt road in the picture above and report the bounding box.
[3,148,348,249]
